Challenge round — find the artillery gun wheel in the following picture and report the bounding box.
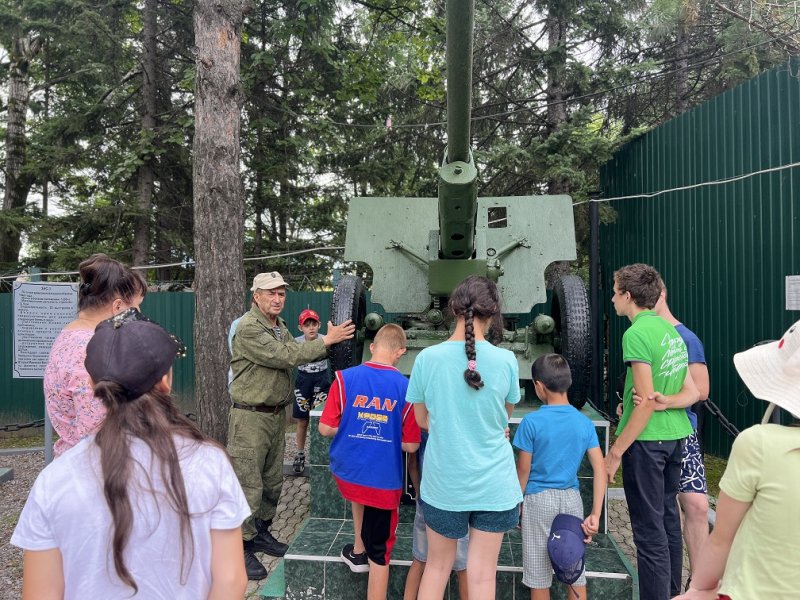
[551,275,591,410]
[329,275,367,371]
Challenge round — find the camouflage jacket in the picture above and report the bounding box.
[229,306,327,407]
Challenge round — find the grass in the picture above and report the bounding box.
[0,433,46,449]
[608,430,727,500]
[704,453,727,499]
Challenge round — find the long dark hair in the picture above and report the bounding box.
[92,382,214,593]
[448,276,503,390]
[78,254,147,311]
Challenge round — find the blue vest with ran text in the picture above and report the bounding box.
[329,363,410,490]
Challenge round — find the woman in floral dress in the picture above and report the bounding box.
[44,253,147,456]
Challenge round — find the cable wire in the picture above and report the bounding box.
[0,246,346,281]
[572,160,800,206]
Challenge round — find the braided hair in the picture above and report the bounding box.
[448,276,502,390]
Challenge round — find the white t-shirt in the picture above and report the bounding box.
[12,435,250,599]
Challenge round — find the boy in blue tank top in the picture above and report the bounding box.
[513,354,605,600]
[319,324,421,599]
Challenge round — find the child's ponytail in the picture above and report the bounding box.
[93,380,138,593]
[463,308,484,390]
[449,276,502,391]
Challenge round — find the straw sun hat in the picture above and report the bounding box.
[733,319,800,423]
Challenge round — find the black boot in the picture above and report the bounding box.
[255,517,271,534]
[252,527,289,557]
[244,543,268,580]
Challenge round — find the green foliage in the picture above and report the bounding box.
[1,0,796,285]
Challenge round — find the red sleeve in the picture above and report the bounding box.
[319,371,345,428]
[401,401,421,443]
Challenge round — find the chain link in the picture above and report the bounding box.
[0,414,197,433]
[0,419,45,433]
[703,398,740,439]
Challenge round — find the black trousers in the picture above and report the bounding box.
[622,439,684,600]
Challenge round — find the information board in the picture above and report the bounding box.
[13,281,79,378]
[787,275,800,311]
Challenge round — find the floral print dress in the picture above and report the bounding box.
[43,328,105,457]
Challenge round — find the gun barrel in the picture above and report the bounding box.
[438,0,478,260]
[446,0,474,163]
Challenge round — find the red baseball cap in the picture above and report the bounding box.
[298,309,321,326]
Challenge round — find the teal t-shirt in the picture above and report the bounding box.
[616,311,693,441]
[406,341,523,511]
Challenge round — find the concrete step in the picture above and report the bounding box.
[259,559,286,598]
[282,518,636,600]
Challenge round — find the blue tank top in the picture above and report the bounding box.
[329,363,411,490]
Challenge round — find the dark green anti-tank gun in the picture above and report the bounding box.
[330,0,590,407]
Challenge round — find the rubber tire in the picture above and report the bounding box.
[551,274,591,410]
[329,275,367,371]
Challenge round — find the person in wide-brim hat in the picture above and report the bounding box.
[675,320,800,600]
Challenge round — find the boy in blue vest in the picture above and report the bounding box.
[513,354,606,600]
[319,324,421,600]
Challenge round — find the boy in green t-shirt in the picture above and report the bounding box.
[605,263,698,600]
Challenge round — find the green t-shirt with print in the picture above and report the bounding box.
[616,311,693,441]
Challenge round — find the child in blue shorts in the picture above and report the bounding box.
[513,354,606,600]
[404,431,469,600]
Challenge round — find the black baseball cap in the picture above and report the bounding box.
[85,309,184,401]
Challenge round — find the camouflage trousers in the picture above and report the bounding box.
[227,407,286,541]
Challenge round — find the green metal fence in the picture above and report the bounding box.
[1,287,552,427]
[600,57,800,457]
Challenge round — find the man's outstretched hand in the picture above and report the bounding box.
[322,320,356,346]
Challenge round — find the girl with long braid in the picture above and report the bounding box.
[13,311,250,599]
[408,276,522,600]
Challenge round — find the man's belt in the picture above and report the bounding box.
[231,402,286,414]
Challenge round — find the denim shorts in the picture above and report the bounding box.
[419,498,519,539]
[412,503,469,570]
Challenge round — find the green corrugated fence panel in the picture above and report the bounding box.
[139,292,196,414]
[1,287,552,427]
[600,57,800,457]
[0,292,45,425]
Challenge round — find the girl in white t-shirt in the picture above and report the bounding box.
[12,310,250,599]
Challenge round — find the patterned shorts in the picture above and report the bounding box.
[293,370,330,419]
[680,431,707,494]
[521,488,586,589]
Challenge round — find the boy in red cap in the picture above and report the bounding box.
[292,308,331,474]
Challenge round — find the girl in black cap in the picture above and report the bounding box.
[12,310,250,599]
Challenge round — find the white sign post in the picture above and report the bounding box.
[12,282,78,464]
[13,282,79,378]
[787,275,800,311]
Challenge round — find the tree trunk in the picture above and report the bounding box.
[673,3,695,116]
[0,35,41,266]
[193,0,247,443]
[544,7,571,286]
[545,7,568,196]
[133,0,158,267]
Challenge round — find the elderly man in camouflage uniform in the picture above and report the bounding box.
[228,271,355,580]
